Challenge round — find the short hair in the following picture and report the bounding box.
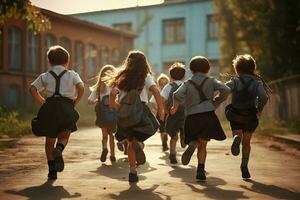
[189,56,210,73]
[169,62,185,80]
[47,45,70,66]
[156,73,170,84]
[233,54,256,74]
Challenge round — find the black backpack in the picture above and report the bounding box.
[167,82,184,113]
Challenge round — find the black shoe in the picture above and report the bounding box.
[181,142,196,165]
[54,148,64,172]
[180,130,186,148]
[196,168,206,181]
[133,141,146,165]
[169,153,177,164]
[231,135,241,156]
[110,155,116,163]
[241,166,251,179]
[47,170,57,180]
[117,142,124,152]
[129,173,139,183]
[100,148,108,162]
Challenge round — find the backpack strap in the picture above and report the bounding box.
[188,77,209,103]
[49,70,68,97]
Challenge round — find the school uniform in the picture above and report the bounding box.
[115,75,159,142]
[161,80,185,138]
[174,72,230,144]
[31,65,83,138]
[226,74,268,132]
[88,85,116,133]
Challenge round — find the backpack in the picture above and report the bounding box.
[225,77,257,123]
[117,90,143,127]
[95,95,117,126]
[167,82,184,114]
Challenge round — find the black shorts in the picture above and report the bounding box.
[230,116,259,133]
[165,112,184,138]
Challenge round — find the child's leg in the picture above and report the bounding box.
[169,133,178,164]
[127,139,139,182]
[54,131,71,172]
[196,138,208,180]
[46,137,57,180]
[160,132,168,151]
[109,133,116,162]
[100,128,109,162]
[240,132,253,178]
[231,130,243,156]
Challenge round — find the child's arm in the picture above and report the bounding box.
[29,85,45,105]
[171,82,187,114]
[74,83,84,106]
[109,87,120,110]
[150,85,165,121]
[213,79,231,108]
[170,99,180,115]
[88,90,98,105]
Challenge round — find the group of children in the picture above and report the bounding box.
[30,45,269,183]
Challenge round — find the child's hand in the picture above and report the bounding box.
[39,98,46,105]
[170,106,177,115]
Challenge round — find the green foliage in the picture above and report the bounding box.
[214,0,300,80]
[0,0,51,33]
[0,107,31,138]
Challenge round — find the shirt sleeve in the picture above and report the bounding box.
[88,90,98,101]
[173,81,188,104]
[256,82,269,112]
[72,71,83,85]
[225,78,235,92]
[31,73,46,92]
[160,84,171,100]
[145,75,156,90]
[213,78,231,107]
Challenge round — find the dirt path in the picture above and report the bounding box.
[0,127,299,200]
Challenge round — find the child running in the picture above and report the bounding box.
[160,62,185,164]
[88,65,117,163]
[30,45,84,180]
[149,73,170,151]
[225,54,269,179]
[171,56,230,181]
[109,50,164,183]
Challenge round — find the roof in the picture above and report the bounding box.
[72,0,209,16]
[41,9,136,38]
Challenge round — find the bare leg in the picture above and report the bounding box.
[109,134,115,156]
[170,134,178,155]
[240,132,253,178]
[45,137,56,161]
[127,140,137,174]
[57,131,71,147]
[101,128,108,150]
[197,139,208,164]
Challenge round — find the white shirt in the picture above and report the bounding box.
[88,85,111,101]
[118,75,156,103]
[31,65,83,99]
[160,80,184,100]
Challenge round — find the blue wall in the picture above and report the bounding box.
[74,0,220,76]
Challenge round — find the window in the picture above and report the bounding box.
[74,41,84,75]
[8,26,22,71]
[7,85,20,108]
[59,37,71,53]
[111,48,120,66]
[87,44,97,78]
[45,34,56,69]
[113,22,132,31]
[163,18,185,44]
[207,15,219,40]
[27,31,40,73]
[99,47,109,67]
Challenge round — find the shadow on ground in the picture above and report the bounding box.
[5,180,81,200]
[240,179,300,199]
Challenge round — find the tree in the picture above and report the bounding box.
[0,0,51,33]
[214,0,300,80]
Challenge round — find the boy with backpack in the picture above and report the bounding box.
[161,62,186,164]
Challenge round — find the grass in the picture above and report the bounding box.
[256,118,300,136]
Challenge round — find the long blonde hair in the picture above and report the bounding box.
[90,65,116,95]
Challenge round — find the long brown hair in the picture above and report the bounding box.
[90,65,116,95]
[110,50,152,91]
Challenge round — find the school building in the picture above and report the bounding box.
[0,9,134,109]
[73,0,220,76]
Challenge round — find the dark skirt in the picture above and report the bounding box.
[31,97,79,138]
[230,116,259,133]
[115,104,159,142]
[156,113,167,133]
[95,117,117,134]
[184,111,226,144]
[165,112,185,138]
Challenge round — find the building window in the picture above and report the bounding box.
[113,22,132,31]
[59,37,71,53]
[207,15,219,40]
[8,26,22,71]
[45,34,56,69]
[87,44,97,79]
[74,41,84,75]
[99,47,109,67]
[163,18,185,44]
[27,31,40,73]
[111,48,120,66]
